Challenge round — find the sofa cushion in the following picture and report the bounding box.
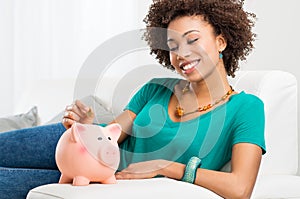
[0,106,39,133]
[94,65,180,115]
[46,95,114,125]
[229,71,298,175]
[27,175,300,199]
[252,174,300,198]
[27,178,222,199]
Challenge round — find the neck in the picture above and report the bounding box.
[189,64,231,101]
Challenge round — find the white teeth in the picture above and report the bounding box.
[182,61,198,70]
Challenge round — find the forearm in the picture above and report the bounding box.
[160,162,254,199]
[194,168,250,199]
[110,110,136,144]
[158,161,186,180]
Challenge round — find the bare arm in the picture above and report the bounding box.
[117,143,262,199]
[161,143,262,199]
[109,110,136,144]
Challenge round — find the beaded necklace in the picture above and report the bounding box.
[175,82,234,117]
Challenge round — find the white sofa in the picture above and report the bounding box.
[27,68,300,199]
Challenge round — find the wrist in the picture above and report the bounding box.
[156,159,170,176]
[182,156,202,184]
[157,160,186,180]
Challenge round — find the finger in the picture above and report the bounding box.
[62,118,75,129]
[76,100,95,119]
[65,104,73,111]
[66,103,87,119]
[75,100,90,114]
[115,172,149,180]
[115,172,132,180]
[63,110,81,122]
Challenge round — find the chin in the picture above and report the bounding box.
[184,74,205,83]
[183,69,207,82]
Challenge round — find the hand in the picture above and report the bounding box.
[62,100,95,129]
[115,160,171,180]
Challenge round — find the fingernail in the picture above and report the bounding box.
[66,105,72,111]
[83,106,90,112]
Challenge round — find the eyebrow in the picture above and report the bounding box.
[182,30,200,37]
[167,30,200,42]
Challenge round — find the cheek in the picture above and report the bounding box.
[197,44,219,63]
[206,48,219,63]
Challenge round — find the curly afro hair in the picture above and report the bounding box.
[143,0,256,77]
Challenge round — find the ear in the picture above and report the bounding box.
[106,123,122,141]
[216,34,227,52]
[70,123,80,143]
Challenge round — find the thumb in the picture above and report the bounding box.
[86,107,94,118]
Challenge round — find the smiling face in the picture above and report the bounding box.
[167,15,226,82]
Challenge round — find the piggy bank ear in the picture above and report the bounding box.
[70,123,86,142]
[106,123,122,141]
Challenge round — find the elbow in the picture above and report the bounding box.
[228,172,256,199]
[231,184,253,199]
[232,192,251,199]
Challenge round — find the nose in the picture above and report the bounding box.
[176,45,192,60]
[98,145,120,169]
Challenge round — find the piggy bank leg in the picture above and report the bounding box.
[101,175,117,184]
[58,174,73,184]
[73,176,90,186]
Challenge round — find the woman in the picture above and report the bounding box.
[0,0,265,198]
[65,0,265,198]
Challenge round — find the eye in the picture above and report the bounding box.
[97,137,102,141]
[169,46,178,52]
[187,38,199,44]
[167,41,178,52]
[108,137,111,140]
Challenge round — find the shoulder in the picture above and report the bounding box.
[229,91,265,121]
[148,77,182,85]
[230,92,266,153]
[135,77,181,98]
[230,91,265,123]
[232,91,264,108]
[147,77,182,90]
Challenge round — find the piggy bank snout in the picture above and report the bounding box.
[98,145,120,168]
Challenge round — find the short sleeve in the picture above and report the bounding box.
[124,79,160,114]
[232,95,266,154]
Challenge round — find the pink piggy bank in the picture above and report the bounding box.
[55,122,121,186]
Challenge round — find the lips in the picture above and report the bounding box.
[179,59,200,74]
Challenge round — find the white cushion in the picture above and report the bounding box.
[229,71,298,175]
[252,174,300,198]
[0,106,39,133]
[94,65,180,115]
[27,178,222,199]
[27,175,300,199]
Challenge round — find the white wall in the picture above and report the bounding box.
[243,0,300,131]
[243,0,300,75]
[0,0,145,121]
[0,0,14,115]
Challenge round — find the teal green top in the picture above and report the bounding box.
[118,78,266,171]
